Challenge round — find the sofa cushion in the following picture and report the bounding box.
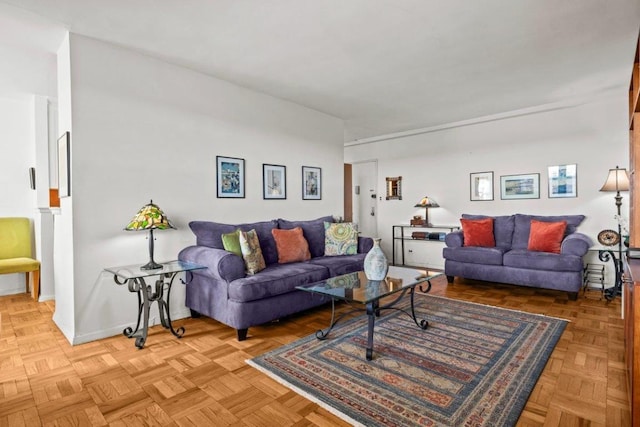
[277,216,334,258]
[271,227,311,263]
[511,214,585,250]
[189,220,279,265]
[503,249,583,272]
[308,253,367,276]
[528,220,567,254]
[442,246,505,266]
[239,229,266,275]
[228,262,329,303]
[461,214,515,249]
[221,230,242,257]
[461,218,495,247]
[324,222,358,256]
[358,236,375,254]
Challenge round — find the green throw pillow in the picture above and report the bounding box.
[324,222,358,256]
[221,229,242,257]
[239,229,266,275]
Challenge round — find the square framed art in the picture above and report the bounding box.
[548,164,577,198]
[470,171,493,201]
[500,173,540,200]
[302,166,321,200]
[263,164,286,199]
[216,156,245,198]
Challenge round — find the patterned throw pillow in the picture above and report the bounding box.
[324,222,358,256]
[239,229,266,274]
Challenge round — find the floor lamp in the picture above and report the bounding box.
[600,166,630,298]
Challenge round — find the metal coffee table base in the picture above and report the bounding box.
[315,281,432,360]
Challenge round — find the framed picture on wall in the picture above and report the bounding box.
[548,164,577,198]
[500,173,540,200]
[216,155,245,198]
[302,166,321,200]
[263,164,286,199]
[470,171,493,201]
[57,132,70,198]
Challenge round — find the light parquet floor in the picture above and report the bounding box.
[0,277,630,426]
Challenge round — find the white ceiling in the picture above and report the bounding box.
[1,0,639,142]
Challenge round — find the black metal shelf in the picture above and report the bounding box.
[391,224,460,266]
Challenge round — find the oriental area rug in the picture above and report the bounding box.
[248,295,567,427]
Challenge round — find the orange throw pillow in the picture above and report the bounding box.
[527,220,567,254]
[271,227,311,263]
[460,218,495,247]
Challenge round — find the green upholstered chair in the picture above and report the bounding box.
[0,217,40,300]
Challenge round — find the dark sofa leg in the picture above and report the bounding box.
[568,292,578,301]
[237,328,248,341]
[446,275,454,283]
[190,309,201,318]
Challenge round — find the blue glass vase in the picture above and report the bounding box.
[364,238,389,281]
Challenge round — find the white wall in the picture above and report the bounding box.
[52,33,75,341]
[0,95,38,294]
[345,91,629,273]
[59,34,345,344]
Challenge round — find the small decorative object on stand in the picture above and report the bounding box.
[597,229,620,246]
[410,215,426,226]
[364,238,389,280]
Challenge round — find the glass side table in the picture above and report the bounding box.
[104,260,206,349]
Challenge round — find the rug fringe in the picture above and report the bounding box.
[424,294,572,323]
[246,359,365,427]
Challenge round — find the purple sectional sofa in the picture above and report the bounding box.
[178,215,373,340]
[442,214,592,300]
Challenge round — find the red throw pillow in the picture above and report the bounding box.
[527,220,567,254]
[460,218,495,247]
[271,227,311,263]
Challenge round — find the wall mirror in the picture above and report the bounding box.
[386,176,402,200]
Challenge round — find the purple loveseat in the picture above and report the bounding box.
[442,214,592,300]
[178,215,373,340]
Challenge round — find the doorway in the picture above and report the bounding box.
[350,160,378,238]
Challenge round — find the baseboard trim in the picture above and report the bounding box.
[71,308,192,345]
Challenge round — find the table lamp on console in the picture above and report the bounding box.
[125,200,175,270]
[413,196,439,227]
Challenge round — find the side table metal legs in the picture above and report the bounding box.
[114,272,185,349]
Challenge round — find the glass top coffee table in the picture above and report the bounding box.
[296,265,442,360]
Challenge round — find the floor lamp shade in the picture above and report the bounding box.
[600,166,630,193]
[125,200,175,270]
[600,166,629,216]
